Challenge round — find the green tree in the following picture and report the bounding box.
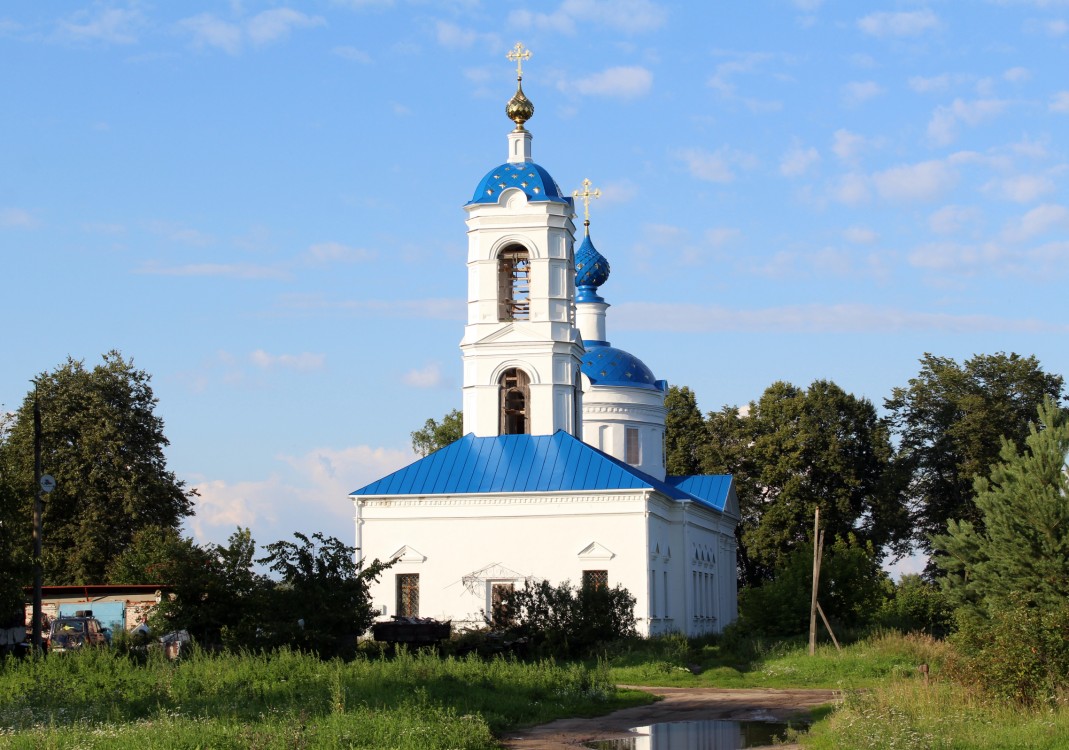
[0,352,194,585]
[736,535,889,637]
[664,385,706,475]
[886,352,1064,555]
[0,409,27,622]
[932,397,1069,620]
[146,527,266,646]
[411,408,464,457]
[258,532,391,657]
[705,380,907,587]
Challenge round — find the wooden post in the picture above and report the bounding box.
[809,506,819,656]
[816,601,841,652]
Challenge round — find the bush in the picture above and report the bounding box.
[877,574,953,638]
[498,579,636,659]
[945,599,1069,707]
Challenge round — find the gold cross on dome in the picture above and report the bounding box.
[572,178,601,224]
[507,42,531,79]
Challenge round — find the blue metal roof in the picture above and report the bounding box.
[350,431,730,513]
[581,344,664,391]
[468,161,570,205]
[666,474,732,512]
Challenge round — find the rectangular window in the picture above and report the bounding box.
[625,427,640,465]
[396,573,420,618]
[582,570,608,591]
[650,570,657,618]
[490,583,514,626]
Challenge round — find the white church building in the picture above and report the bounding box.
[350,46,739,637]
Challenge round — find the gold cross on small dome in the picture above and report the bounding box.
[572,178,601,228]
[507,42,531,80]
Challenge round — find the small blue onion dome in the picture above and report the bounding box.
[580,344,664,391]
[468,162,569,205]
[575,233,610,297]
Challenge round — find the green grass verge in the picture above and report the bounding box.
[0,647,652,749]
[606,630,947,690]
[802,681,1069,750]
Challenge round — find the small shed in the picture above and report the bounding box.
[25,585,169,636]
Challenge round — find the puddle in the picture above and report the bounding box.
[585,720,798,749]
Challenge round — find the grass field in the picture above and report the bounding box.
[606,630,947,689]
[0,647,651,749]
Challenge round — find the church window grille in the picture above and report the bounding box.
[396,574,419,618]
[490,583,515,627]
[625,427,640,465]
[499,368,530,435]
[498,246,531,321]
[582,570,608,591]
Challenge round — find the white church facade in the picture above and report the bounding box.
[350,46,739,637]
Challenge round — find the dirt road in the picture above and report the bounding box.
[500,686,839,750]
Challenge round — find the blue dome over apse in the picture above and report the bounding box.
[581,344,664,391]
[575,234,610,303]
[468,162,570,205]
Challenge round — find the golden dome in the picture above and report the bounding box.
[506,82,534,131]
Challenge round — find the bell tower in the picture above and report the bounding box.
[460,44,584,438]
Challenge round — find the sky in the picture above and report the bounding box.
[3,1,1068,579]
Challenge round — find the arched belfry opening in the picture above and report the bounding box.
[497,245,530,321]
[499,367,530,434]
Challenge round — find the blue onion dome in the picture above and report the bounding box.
[575,233,610,303]
[581,344,662,391]
[468,162,569,205]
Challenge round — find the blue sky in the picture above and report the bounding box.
[3,1,1068,576]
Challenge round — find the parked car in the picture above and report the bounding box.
[47,616,108,653]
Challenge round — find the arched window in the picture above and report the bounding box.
[499,368,530,434]
[498,245,530,321]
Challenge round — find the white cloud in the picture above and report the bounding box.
[909,74,954,93]
[832,172,869,205]
[250,349,326,371]
[566,66,653,98]
[872,160,957,202]
[706,227,741,247]
[1003,66,1031,82]
[179,8,323,54]
[435,20,479,48]
[843,226,878,244]
[189,443,413,547]
[780,144,820,177]
[510,0,667,35]
[926,98,1008,146]
[276,293,466,320]
[831,129,866,161]
[929,205,981,234]
[247,9,324,45]
[0,207,36,228]
[842,80,883,105]
[305,241,376,264]
[1002,203,1069,243]
[792,0,824,9]
[179,13,243,54]
[676,147,754,183]
[612,301,1065,334]
[57,5,142,45]
[1050,91,1069,113]
[595,179,638,205]
[858,9,940,37]
[403,363,445,388]
[136,261,288,280]
[986,174,1055,203]
[333,46,372,63]
[1045,19,1069,36]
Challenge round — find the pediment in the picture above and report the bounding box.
[578,541,615,560]
[389,545,426,564]
[473,323,542,346]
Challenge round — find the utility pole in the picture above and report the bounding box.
[31,383,43,651]
[808,505,819,656]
